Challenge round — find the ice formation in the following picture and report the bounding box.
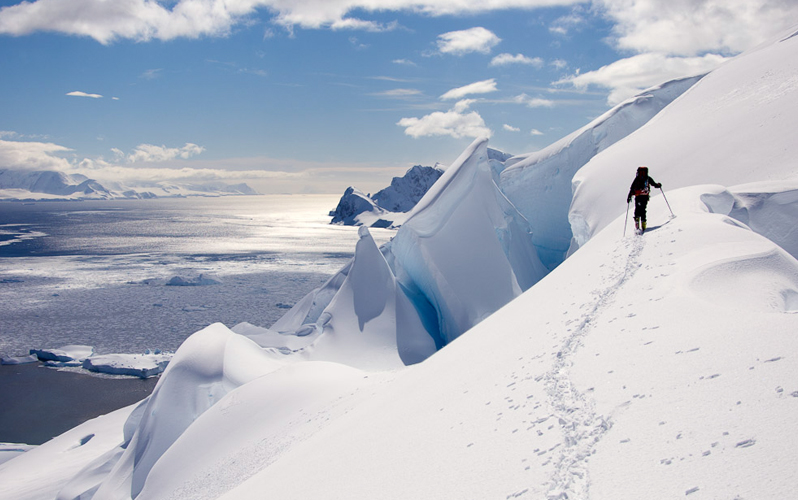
[500,75,703,269]
[3,23,798,500]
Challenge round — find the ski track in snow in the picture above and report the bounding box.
[543,234,645,499]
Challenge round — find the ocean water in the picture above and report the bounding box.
[0,195,395,357]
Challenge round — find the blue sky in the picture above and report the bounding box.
[1,1,796,194]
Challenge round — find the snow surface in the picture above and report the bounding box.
[500,74,703,270]
[569,27,798,252]
[2,23,798,500]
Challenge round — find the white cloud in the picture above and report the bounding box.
[514,93,556,108]
[393,59,417,67]
[371,88,423,98]
[126,143,206,163]
[503,124,520,132]
[440,78,498,100]
[530,128,544,135]
[556,52,728,104]
[0,139,73,171]
[0,1,579,44]
[549,10,587,36]
[596,0,798,57]
[551,59,568,70]
[67,91,103,99]
[2,0,794,57]
[397,99,491,139]
[490,53,544,67]
[332,18,397,32]
[436,27,501,56]
[140,69,162,80]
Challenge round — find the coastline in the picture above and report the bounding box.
[0,363,157,445]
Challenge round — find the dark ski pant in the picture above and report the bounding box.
[634,195,649,222]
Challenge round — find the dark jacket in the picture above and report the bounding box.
[627,175,661,202]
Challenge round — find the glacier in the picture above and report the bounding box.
[2,23,798,500]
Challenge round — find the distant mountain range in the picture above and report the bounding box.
[0,169,258,200]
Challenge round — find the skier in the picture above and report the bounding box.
[626,166,662,233]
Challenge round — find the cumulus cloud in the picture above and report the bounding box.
[0,1,574,44]
[556,52,728,104]
[67,91,103,98]
[490,53,544,67]
[596,0,798,57]
[440,78,498,100]
[397,99,491,139]
[126,143,205,163]
[530,128,544,135]
[542,0,798,106]
[1,0,793,56]
[436,27,501,55]
[503,124,520,132]
[0,139,73,171]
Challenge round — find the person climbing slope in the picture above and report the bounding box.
[626,166,662,233]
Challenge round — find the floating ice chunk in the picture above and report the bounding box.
[1,354,38,365]
[30,345,94,363]
[166,274,221,286]
[82,353,172,378]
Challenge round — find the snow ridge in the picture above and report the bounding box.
[544,235,644,499]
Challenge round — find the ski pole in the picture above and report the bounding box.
[623,201,630,236]
[659,187,675,217]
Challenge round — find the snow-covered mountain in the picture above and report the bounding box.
[372,164,445,213]
[3,24,798,500]
[330,164,445,227]
[330,150,513,229]
[0,169,257,200]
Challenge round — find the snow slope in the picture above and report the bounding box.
[213,186,798,500]
[2,23,798,500]
[569,27,798,252]
[500,74,702,269]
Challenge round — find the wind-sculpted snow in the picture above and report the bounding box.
[285,226,436,369]
[89,323,285,499]
[6,23,798,500]
[569,27,798,251]
[387,138,547,345]
[271,138,547,361]
[500,75,702,269]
